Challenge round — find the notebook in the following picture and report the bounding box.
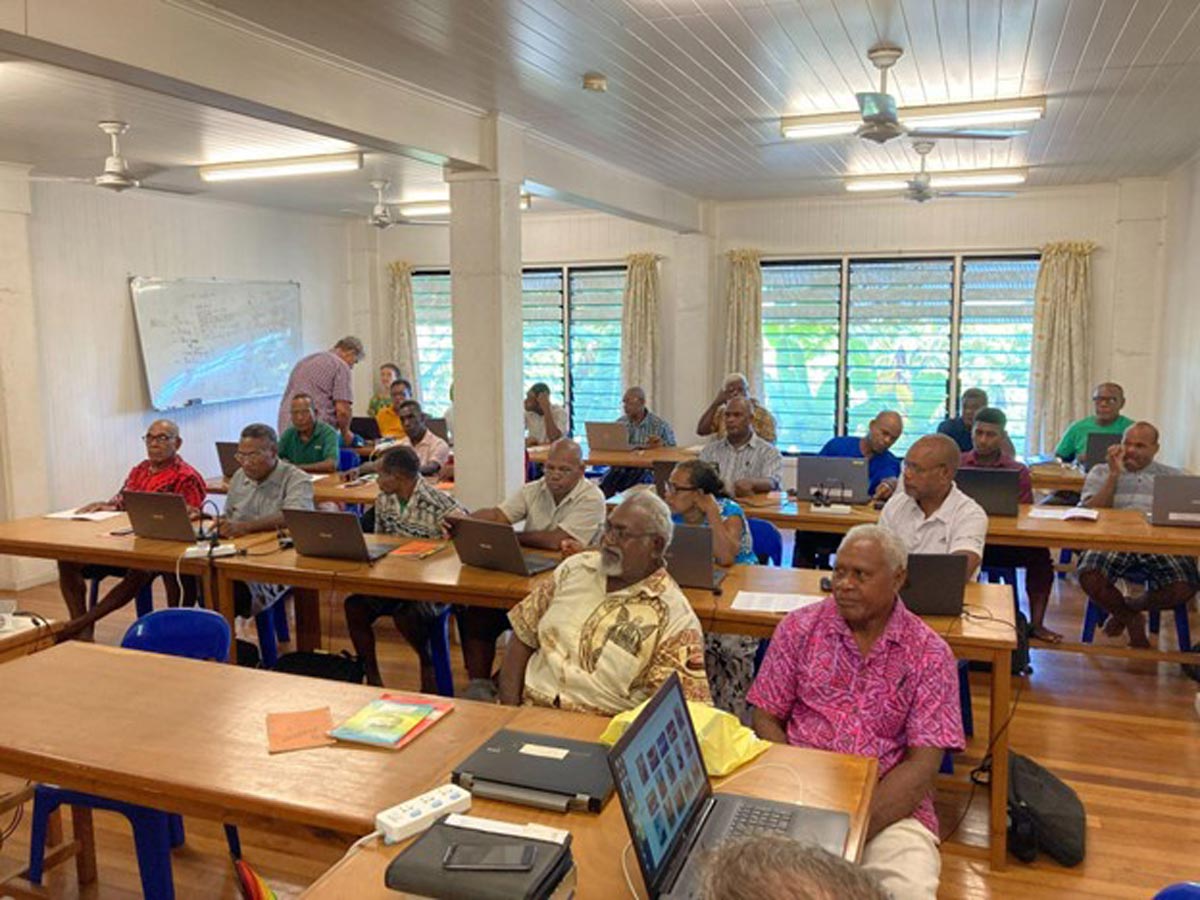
[328,697,434,748]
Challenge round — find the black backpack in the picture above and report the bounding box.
[1012,611,1032,677]
[274,650,366,683]
[1006,751,1085,866]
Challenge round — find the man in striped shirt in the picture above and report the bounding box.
[699,397,781,497]
[599,386,677,497]
[277,336,364,443]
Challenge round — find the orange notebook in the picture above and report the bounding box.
[389,539,447,559]
[381,693,455,749]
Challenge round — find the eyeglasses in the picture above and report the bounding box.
[142,433,174,444]
[234,449,268,461]
[1092,395,1121,404]
[602,522,655,541]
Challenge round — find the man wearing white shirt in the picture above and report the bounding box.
[524,382,569,446]
[879,434,987,577]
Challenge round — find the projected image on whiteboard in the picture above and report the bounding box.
[130,277,303,411]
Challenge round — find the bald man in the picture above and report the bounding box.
[1077,422,1200,648]
[599,386,677,497]
[879,434,987,577]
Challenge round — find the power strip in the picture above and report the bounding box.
[809,503,853,515]
[182,543,238,559]
[376,783,472,844]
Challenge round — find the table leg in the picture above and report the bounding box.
[72,806,97,885]
[988,648,1012,870]
[293,588,321,652]
[214,568,237,663]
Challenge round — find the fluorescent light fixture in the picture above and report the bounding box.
[781,96,1045,139]
[399,193,532,218]
[844,179,912,193]
[844,168,1027,192]
[199,151,362,182]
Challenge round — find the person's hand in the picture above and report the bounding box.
[443,512,466,537]
[219,520,250,539]
[440,460,455,482]
[732,478,755,497]
[1106,443,1126,475]
[645,435,663,448]
[560,537,584,558]
[538,393,552,413]
[76,501,114,514]
[874,479,895,502]
[722,383,740,402]
[696,491,721,519]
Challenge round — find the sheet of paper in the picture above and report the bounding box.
[1028,507,1099,521]
[266,707,336,754]
[730,592,825,614]
[45,508,122,522]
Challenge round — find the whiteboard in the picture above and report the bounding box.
[130,277,302,411]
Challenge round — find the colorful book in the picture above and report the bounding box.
[382,693,455,749]
[329,698,435,748]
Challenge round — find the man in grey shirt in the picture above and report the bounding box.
[1076,421,1200,648]
[220,423,315,619]
[699,396,782,497]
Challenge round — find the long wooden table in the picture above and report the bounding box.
[206,474,382,506]
[1028,462,1086,494]
[528,444,698,469]
[0,618,62,664]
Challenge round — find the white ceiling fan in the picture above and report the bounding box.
[346,179,446,228]
[896,141,1019,203]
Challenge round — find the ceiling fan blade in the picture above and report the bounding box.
[907,128,1020,141]
[1,173,95,184]
[139,183,202,196]
[936,191,1016,198]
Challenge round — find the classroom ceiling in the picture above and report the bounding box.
[198,0,1200,200]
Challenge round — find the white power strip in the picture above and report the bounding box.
[182,543,238,559]
[376,783,472,844]
[809,503,852,515]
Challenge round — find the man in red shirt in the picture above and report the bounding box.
[58,419,207,640]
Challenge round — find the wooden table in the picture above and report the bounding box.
[207,474,381,506]
[528,444,698,469]
[0,618,62,664]
[1029,463,1086,494]
[301,704,876,899]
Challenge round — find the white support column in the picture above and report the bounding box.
[0,166,54,589]
[446,117,525,509]
[661,231,716,443]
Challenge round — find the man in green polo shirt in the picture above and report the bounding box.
[1055,382,1135,464]
[278,393,340,474]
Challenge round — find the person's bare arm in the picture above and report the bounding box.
[220,513,284,538]
[296,459,336,474]
[751,707,789,743]
[733,477,775,497]
[334,400,353,442]
[952,549,982,577]
[519,527,573,550]
[540,395,564,443]
[498,636,536,705]
[697,494,741,566]
[1082,445,1124,509]
[866,746,944,840]
[696,393,724,436]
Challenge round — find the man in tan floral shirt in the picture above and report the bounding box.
[498,492,711,715]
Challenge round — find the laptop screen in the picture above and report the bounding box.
[608,674,711,894]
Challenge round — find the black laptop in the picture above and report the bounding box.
[350,415,382,441]
[900,554,969,617]
[608,674,850,900]
[451,519,557,576]
[452,729,614,813]
[667,525,727,592]
[1082,432,1122,471]
[793,457,871,505]
[955,468,1020,516]
[282,508,393,562]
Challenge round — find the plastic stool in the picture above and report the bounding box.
[427,607,456,696]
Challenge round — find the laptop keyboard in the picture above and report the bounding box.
[726,803,795,839]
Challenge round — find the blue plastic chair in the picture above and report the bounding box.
[338,448,359,472]
[28,609,238,899]
[427,606,456,697]
[940,660,975,774]
[1155,884,1200,899]
[747,518,783,566]
[254,591,293,669]
[1082,599,1192,648]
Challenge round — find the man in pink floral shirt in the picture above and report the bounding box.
[747,524,963,900]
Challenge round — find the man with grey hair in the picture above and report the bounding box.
[600,385,678,497]
[749,524,964,900]
[696,372,777,443]
[700,837,886,900]
[277,336,365,443]
[498,491,710,715]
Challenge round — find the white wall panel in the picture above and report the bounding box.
[1160,158,1200,472]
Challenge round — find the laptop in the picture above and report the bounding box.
[899,554,969,617]
[1082,432,1122,471]
[123,491,204,542]
[793,457,870,505]
[608,674,850,900]
[350,416,382,441]
[1149,475,1200,527]
[215,441,241,479]
[586,421,633,452]
[451,518,558,576]
[955,469,1020,516]
[282,508,393,563]
[426,417,450,443]
[452,729,614,813]
[667,525,726,592]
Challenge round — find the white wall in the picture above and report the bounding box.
[27,183,357,512]
[1160,157,1200,472]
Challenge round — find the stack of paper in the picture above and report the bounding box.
[730,592,825,614]
[45,508,122,522]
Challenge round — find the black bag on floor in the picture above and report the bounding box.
[1007,751,1085,866]
[274,650,365,683]
[1012,611,1032,677]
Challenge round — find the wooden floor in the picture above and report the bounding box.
[1,567,1198,899]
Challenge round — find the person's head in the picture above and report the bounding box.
[971,407,1008,459]
[864,410,903,455]
[723,372,750,399]
[832,525,908,630]
[665,460,727,515]
[142,418,181,465]
[1092,382,1126,425]
[960,388,989,428]
[525,382,552,413]
[378,363,401,393]
[332,336,365,367]
[376,445,420,499]
[600,491,673,581]
[289,393,315,432]
[1120,421,1160,473]
[902,434,960,504]
[397,399,427,441]
[723,396,754,444]
[390,378,413,408]
[236,423,279,481]
[699,837,887,900]
[622,386,648,419]
[543,439,585,500]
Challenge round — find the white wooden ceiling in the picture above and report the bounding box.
[201,0,1200,199]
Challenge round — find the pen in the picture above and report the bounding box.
[417,544,449,560]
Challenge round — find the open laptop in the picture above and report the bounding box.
[792,457,870,505]
[215,441,240,479]
[586,421,633,452]
[1082,432,1122,471]
[667,525,726,592]
[899,554,969,617]
[350,416,382,441]
[452,729,614,813]
[955,468,1020,516]
[608,673,850,900]
[426,417,450,443]
[1149,474,1200,527]
[282,508,393,563]
[451,518,558,576]
[123,491,204,542]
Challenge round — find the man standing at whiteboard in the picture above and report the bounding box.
[277,336,364,444]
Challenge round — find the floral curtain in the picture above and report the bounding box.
[386,260,421,402]
[620,253,662,401]
[722,249,764,394]
[1029,241,1098,454]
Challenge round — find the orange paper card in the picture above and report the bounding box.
[389,539,445,559]
[266,707,336,754]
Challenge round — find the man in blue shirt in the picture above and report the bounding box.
[599,387,677,497]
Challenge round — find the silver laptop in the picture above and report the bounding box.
[793,457,871,504]
[1150,475,1200,527]
[1082,432,1122,471]
[900,554,968,617]
[451,519,558,576]
[609,673,850,900]
[215,441,240,479]
[123,491,204,542]
[667,525,726,592]
[955,469,1020,516]
[283,508,393,563]
[586,421,633,452]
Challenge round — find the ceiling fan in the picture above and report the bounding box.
[346,179,446,228]
[897,141,1019,203]
[17,121,196,194]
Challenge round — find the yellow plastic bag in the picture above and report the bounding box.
[599,700,771,777]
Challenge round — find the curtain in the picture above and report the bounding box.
[386,260,421,402]
[620,253,662,401]
[722,249,764,394]
[1029,241,1097,454]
